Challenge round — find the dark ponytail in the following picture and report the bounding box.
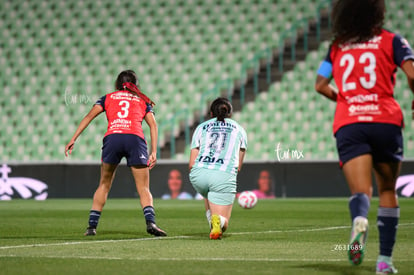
[115,70,140,90]
[210,97,232,122]
[114,69,155,106]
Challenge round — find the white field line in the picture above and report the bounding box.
[0,225,349,250]
[0,223,413,251]
[0,236,192,250]
[229,225,350,235]
[0,254,412,262]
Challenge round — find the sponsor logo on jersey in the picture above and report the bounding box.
[340,36,382,51]
[346,94,378,104]
[357,116,374,122]
[198,156,224,164]
[348,104,380,114]
[202,121,236,131]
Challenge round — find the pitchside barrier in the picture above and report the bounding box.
[1,160,414,200]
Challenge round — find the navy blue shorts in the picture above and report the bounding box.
[335,123,403,166]
[101,134,149,167]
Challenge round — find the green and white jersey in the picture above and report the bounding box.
[191,118,247,175]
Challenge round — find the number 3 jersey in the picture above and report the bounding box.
[95,90,153,139]
[317,29,414,134]
[191,118,247,175]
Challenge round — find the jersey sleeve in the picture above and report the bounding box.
[393,34,414,66]
[94,95,106,110]
[145,103,154,115]
[316,45,333,78]
[190,125,202,149]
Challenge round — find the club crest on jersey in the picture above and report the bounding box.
[198,155,224,164]
[401,38,412,49]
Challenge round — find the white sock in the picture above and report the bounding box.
[206,210,211,227]
[219,215,226,229]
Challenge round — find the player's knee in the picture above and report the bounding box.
[351,188,372,199]
[97,182,111,192]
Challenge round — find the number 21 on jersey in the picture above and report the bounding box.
[208,132,228,152]
[340,52,376,92]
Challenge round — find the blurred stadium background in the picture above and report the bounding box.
[1,0,413,163]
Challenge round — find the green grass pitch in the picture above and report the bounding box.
[0,198,413,274]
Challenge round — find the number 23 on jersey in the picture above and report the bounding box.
[340,52,376,92]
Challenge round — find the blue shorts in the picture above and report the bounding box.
[102,134,148,167]
[335,123,403,166]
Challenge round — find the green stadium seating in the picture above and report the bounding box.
[2,0,412,162]
[229,0,414,161]
[232,42,336,160]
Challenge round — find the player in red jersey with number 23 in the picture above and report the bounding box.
[315,0,414,273]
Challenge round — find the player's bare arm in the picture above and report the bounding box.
[400,60,414,119]
[65,105,103,156]
[315,75,338,102]
[401,60,414,92]
[238,148,246,173]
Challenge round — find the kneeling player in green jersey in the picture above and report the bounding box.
[189,98,247,239]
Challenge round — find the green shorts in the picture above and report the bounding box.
[189,167,237,205]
